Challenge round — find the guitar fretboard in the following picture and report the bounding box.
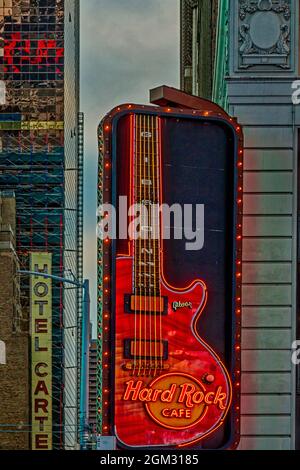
[133,114,161,297]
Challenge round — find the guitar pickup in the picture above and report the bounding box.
[124,294,168,315]
[124,339,168,360]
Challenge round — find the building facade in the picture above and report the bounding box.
[180,0,219,98]
[181,0,299,450]
[88,339,97,435]
[0,191,29,450]
[0,0,82,449]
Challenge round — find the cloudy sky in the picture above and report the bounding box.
[81,0,180,335]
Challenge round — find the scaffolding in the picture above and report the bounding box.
[0,0,82,450]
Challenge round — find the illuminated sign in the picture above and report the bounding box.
[0,121,64,131]
[4,33,64,78]
[124,373,228,430]
[98,102,243,449]
[30,253,52,451]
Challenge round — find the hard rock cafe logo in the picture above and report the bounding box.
[122,372,228,430]
[172,301,193,311]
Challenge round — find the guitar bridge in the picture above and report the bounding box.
[122,361,170,372]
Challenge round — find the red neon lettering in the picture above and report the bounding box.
[161,408,192,419]
[213,386,227,410]
[139,388,153,402]
[152,389,162,401]
[123,380,143,401]
[178,383,196,408]
[204,392,215,405]
[192,390,204,404]
[160,384,176,403]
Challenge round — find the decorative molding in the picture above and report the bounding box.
[238,0,292,70]
[180,0,197,92]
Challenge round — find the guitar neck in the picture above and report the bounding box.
[133,114,161,297]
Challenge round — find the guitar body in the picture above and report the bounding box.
[114,256,232,448]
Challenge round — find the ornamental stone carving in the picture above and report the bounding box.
[238,0,291,70]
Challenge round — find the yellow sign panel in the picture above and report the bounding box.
[21,121,64,130]
[30,253,52,451]
[0,121,64,131]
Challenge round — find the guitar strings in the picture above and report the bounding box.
[138,114,143,376]
[133,113,137,375]
[152,115,158,376]
[157,117,163,372]
[147,114,152,374]
[133,114,161,376]
[144,113,148,375]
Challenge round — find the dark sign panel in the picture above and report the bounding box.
[97,103,243,449]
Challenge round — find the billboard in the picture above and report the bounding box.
[30,253,52,450]
[97,102,243,449]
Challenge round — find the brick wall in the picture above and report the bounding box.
[0,195,29,450]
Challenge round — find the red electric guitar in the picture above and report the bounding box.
[114,113,232,448]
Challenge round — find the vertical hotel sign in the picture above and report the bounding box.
[30,253,52,450]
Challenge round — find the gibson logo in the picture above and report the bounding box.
[172,301,192,311]
[122,373,228,430]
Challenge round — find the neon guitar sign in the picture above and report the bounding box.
[98,101,243,449]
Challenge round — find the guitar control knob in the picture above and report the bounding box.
[202,373,215,385]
